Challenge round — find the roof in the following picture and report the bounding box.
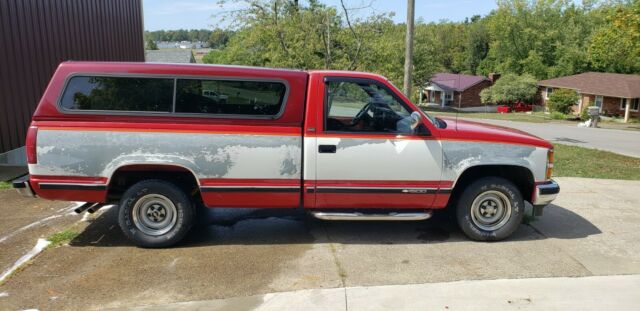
[538,72,640,98]
[145,50,196,63]
[429,73,489,92]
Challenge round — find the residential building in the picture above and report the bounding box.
[145,50,196,63]
[422,73,499,108]
[538,72,640,122]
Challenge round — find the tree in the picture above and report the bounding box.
[208,29,230,48]
[589,1,640,73]
[547,88,579,114]
[465,16,490,74]
[146,39,158,50]
[479,73,537,104]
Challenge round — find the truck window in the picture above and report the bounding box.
[60,76,173,112]
[325,79,412,133]
[175,78,286,117]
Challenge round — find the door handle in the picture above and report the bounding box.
[318,145,337,153]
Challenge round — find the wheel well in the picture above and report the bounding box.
[450,165,534,205]
[106,165,200,203]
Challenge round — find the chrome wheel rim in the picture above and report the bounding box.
[132,194,177,236]
[470,190,512,231]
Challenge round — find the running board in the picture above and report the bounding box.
[310,211,432,221]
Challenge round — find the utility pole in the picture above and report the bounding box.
[403,0,415,97]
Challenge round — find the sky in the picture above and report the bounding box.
[142,0,498,31]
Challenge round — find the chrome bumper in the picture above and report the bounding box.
[533,179,559,207]
[12,175,36,198]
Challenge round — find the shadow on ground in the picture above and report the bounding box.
[69,203,601,248]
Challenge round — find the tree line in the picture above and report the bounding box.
[188,0,640,99]
[144,29,234,49]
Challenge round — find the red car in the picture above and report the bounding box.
[497,102,534,113]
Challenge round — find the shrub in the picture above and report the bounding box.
[550,111,567,120]
[547,89,579,114]
[580,107,590,120]
[480,73,537,104]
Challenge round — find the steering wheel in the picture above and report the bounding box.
[351,103,372,126]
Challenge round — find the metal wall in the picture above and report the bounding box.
[0,0,144,154]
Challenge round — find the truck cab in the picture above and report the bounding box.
[14,62,559,247]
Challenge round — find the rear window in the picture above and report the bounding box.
[175,78,286,116]
[60,76,174,112]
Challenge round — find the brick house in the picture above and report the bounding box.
[538,72,640,122]
[422,73,499,108]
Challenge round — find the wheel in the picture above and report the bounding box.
[455,177,524,241]
[118,179,194,248]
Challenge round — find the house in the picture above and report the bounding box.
[0,0,144,181]
[145,50,196,63]
[422,73,499,108]
[538,72,640,122]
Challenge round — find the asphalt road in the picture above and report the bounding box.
[468,118,640,158]
[1,177,640,310]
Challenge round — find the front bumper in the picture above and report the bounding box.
[531,179,559,215]
[12,174,36,198]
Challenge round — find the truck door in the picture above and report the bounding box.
[310,76,443,209]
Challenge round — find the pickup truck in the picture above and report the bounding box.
[13,62,559,247]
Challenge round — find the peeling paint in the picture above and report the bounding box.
[33,130,302,180]
[441,141,547,182]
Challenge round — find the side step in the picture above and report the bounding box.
[311,211,432,221]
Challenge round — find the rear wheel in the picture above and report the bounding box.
[456,177,524,241]
[118,179,194,248]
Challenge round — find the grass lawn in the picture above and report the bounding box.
[553,144,640,180]
[0,182,10,190]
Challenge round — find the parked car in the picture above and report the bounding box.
[13,62,559,247]
[497,102,534,113]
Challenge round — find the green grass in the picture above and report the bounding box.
[0,182,10,190]
[47,229,80,247]
[553,144,640,180]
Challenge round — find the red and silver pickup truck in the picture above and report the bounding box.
[13,62,559,247]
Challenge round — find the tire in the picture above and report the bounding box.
[118,179,194,248]
[455,177,524,241]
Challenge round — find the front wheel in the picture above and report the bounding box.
[118,179,194,248]
[456,177,524,241]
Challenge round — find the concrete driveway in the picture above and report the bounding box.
[467,118,640,158]
[1,177,640,310]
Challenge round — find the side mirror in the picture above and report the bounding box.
[410,111,422,130]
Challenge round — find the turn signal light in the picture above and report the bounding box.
[545,149,554,180]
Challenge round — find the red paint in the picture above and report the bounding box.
[201,192,299,208]
[437,118,553,149]
[30,175,108,202]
